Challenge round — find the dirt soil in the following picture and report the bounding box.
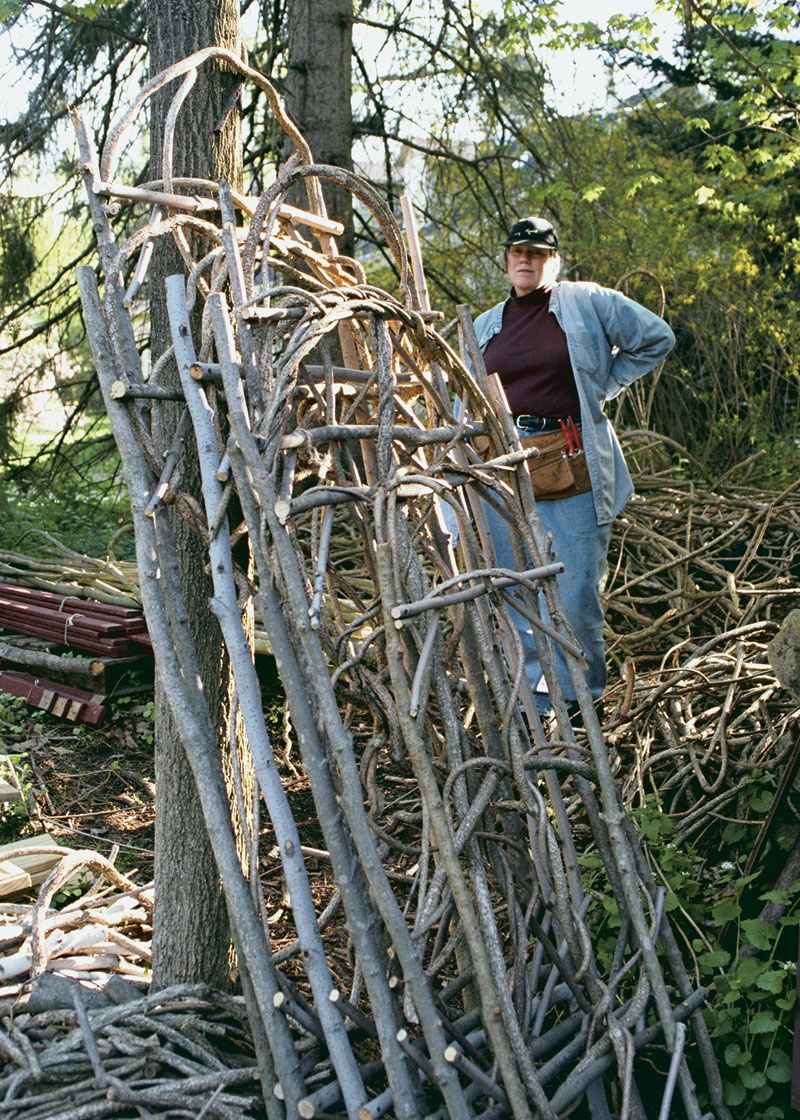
[0,677,335,969]
[0,691,158,884]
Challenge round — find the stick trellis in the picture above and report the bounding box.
[73,47,728,1120]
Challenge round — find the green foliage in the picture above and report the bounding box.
[0,692,29,736]
[0,0,24,20]
[52,866,95,906]
[634,797,709,918]
[708,880,799,1116]
[642,805,798,1118]
[0,743,32,840]
[0,194,36,304]
[0,415,129,558]
[138,699,156,746]
[580,764,799,1118]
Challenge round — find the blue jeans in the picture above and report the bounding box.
[483,481,612,711]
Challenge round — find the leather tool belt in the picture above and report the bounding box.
[521,420,592,501]
[476,416,592,501]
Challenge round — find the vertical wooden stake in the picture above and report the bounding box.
[400,195,430,313]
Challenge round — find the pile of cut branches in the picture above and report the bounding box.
[0,844,268,1120]
[0,851,151,1007]
[601,440,799,840]
[0,981,260,1120]
[607,434,798,669]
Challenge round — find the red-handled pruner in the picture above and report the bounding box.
[559,416,583,455]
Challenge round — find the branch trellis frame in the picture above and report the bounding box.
[74,47,728,1120]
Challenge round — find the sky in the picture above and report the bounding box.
[509,0,681,113]
[543,0,678,112]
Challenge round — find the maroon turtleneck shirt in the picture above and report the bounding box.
[483,287,581,419]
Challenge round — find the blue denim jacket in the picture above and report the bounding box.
[472,281,675,525]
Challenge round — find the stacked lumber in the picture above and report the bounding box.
[0,582,147,656]
[0,670,107,726]
[0,578,154,725]
[0,834,71,898]
[0,636,147,693]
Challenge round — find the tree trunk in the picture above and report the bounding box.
[146,0,246,989]
[284,0,354,253]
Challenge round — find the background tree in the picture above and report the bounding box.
[284,0,354,251]
[144,0,249,988]
[0,0,144,473]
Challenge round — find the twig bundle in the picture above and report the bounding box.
[0,533,140,609]
[0,981,260,1120]
[607,436,799,668]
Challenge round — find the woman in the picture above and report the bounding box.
[472,216,675,713]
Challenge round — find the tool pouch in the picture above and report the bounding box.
[520,430,592,501]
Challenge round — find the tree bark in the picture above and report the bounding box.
[284,0,354,253]
[146,0,246,989]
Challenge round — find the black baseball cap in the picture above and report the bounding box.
[502,217,558,250]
